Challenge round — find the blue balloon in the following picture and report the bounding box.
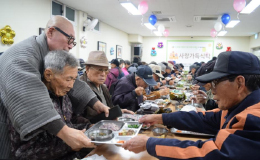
[221,14,230,25]
[149,15,157,25]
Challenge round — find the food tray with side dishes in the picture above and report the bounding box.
[170,128,215,137]
[84,120,142,145]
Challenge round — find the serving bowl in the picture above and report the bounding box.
[152,128,168,136]
[88,129,113,141]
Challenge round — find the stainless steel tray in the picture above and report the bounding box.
[118,114,143,122]
[170,128,215,137]
[85,120,142,145]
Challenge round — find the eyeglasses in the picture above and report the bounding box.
[90,67,109,74]
[53,26,77,47]
[211,75,238,89]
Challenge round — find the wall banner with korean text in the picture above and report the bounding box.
[167,40,214,69]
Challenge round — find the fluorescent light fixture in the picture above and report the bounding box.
[144,23,156,30]
[120,2,141,15]
[240,0,260,14]
[226,20,240,28]
[218,31,227,36]
[153,31,162,36]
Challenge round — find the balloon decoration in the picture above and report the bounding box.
[157,25,165,34]
[157,42,163,48]
[163,29,169,37]
[149,15,157,25]
[233,0,246,13]
[138,1,148,15]
[0,25,16,45]
[210,29,217,38]
[214,22,222,32]
[151,47,157,56]
[221,14,230,25]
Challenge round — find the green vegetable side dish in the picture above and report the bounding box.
[128,124,140,128]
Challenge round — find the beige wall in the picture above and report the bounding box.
[249,34,260,50]
[141,36,250,64]
[0,0,52,52]
[78,19,131,62]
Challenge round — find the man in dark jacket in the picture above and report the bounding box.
[112,65,157,112]
[80,51,133,120]
[123,51,260,160]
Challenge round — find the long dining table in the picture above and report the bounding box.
[85,103,211,160]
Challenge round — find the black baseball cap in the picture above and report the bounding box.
[196,51,260,83]
[136,65,157,86]
[110,59,119,67]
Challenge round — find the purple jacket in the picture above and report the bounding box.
[105,68,119,90]
[112,73,143,112]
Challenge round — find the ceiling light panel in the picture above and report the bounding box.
[218,31,227,36]
[144,23,156,30]
[240,0,260,14]
[120,2,141,15]
[226,20,240,28]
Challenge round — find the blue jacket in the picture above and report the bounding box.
[112,73,143,112]
[147,89,260,160]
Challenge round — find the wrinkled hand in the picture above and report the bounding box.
[57,125,96,151]
[121,109,134,115]
[139,114,163,126]
[193,90,207,104]
[135,87,144,96]
[93,101,110,117]
[143,95,147,101]
[159,88,170,96]
[122,135,149,153]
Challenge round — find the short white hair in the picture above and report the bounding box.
[44,50,78,74]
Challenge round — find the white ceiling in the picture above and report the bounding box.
[58,0,260,37]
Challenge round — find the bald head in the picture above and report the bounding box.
[45,16,73,33]
[45,16,76,51]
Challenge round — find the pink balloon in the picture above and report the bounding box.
[210,29,217,38]
[163,29,169,37]
[233,0,246,13]
[138,1,148,15]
